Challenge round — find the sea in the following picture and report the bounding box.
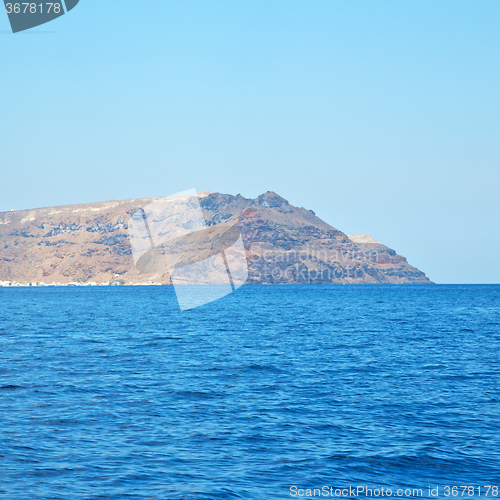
[0,285,499,500]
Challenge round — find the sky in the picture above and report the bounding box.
[0,0,499,284]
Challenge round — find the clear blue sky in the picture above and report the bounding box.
[1,1,499,283]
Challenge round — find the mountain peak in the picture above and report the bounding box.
[255,191,289,208]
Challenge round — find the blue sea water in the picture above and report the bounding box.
[0,285,499,500]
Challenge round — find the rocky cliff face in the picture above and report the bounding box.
[0,191,432,285]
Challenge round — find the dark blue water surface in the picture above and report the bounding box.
[0,285,499,499]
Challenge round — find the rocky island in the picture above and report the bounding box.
[0,191,432,286]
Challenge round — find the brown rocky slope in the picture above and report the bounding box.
[0,191,432,285]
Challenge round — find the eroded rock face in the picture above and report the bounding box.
[0,192,432,285]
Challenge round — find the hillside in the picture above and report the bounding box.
[0,191,432,285]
